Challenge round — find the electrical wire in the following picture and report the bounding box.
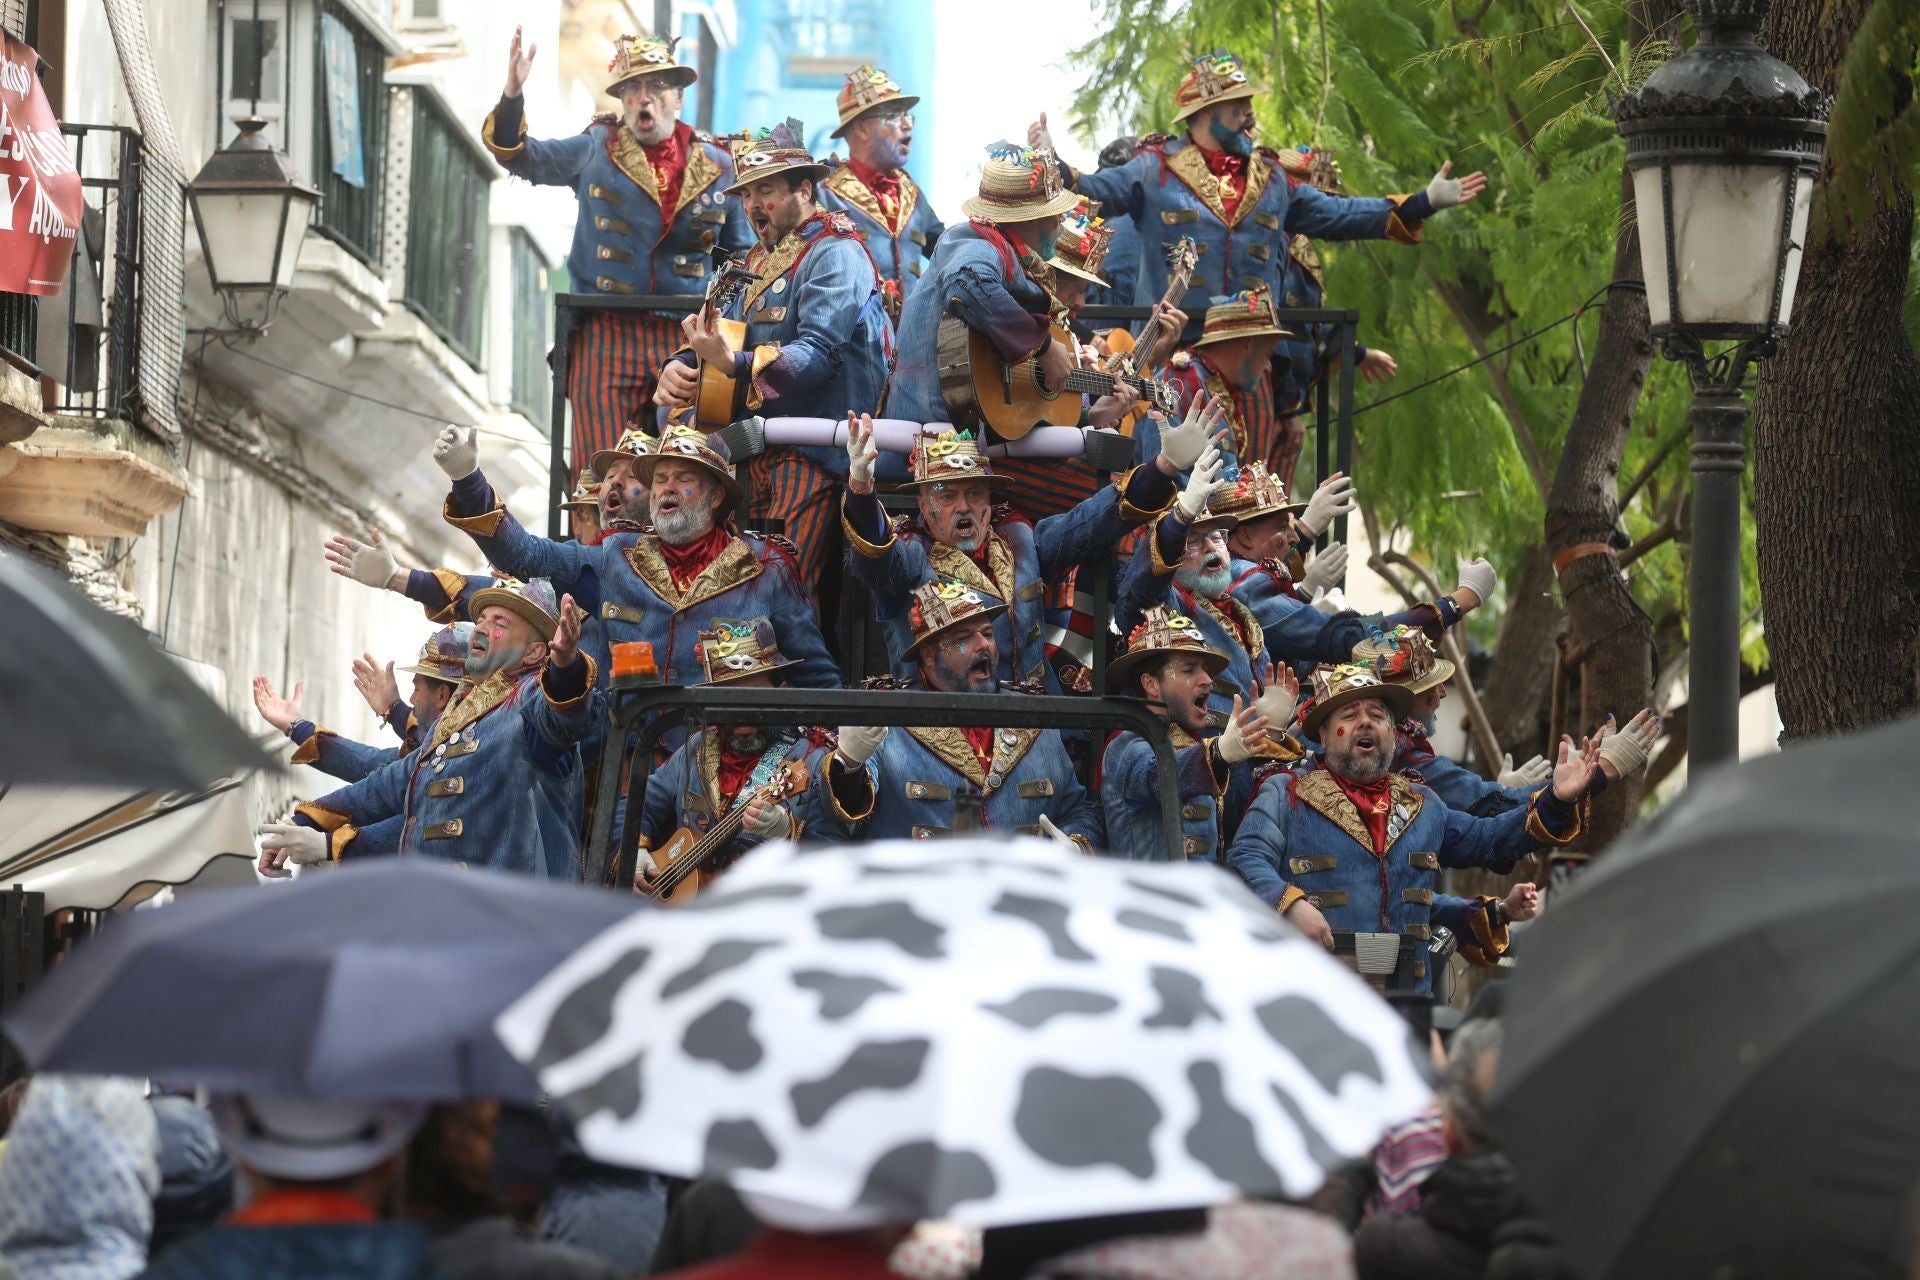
[1355,278,1645,416]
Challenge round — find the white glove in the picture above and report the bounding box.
[1175,441,1228,523]
[433,424,479,481]
[1455,557,1499,609]
[1036,813,1080,849]
[746,800,794,840]
[1426,165,1467,210]
[835,723,889,766]
[847,419,878,488]
[1216,699,1261,765]
[326,531,399,591]
[1157,396,1223,473]
[1299,473,1355,537]
[1254,682,1297,735]
[1497,753,1553,789]
[1309,585,1352,616]
[1596,712,1659,779]
[259,822,329,867]
[1298,543,1348,597]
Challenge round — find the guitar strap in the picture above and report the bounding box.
[722,735,799,814]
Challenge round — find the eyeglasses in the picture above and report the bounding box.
[874,110,914,129]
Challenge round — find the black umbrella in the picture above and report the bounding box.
[0,551,274,788]
[1490,715,1920,1280]
[2,859,645,1101]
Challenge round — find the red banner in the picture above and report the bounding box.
[0,33,79,295]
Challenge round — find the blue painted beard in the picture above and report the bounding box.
[1209,119,1253,158]
[1175,563,1235,600]
[466,644,528,679]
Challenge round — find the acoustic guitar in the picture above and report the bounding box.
[1107,238,1199,438]
[681,258,759,429]
[643,756,809,906]
[937,318,1181,441]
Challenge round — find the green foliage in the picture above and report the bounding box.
[1067,0,1759,664]
[1817,0,1920,245]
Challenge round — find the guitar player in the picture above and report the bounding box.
[653,119,892,590]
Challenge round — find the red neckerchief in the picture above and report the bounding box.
[643,121,694,222]
[1331,771,1393,854]
[229,1188,377,1228]
[846,156,902,219]
[658,524,730,589]
[1198,145,1250,220]
[717,742,762,802]
[963,726,996,774]
[968,219,1024,283]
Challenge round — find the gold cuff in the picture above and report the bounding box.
[329,825,359,863]
[426,568,472,624]
[1113,465,1176,524]
[827,759,877,822]
[1457,895,1511,966]
[1525,794,1586,847]
[443,495,506,538]
[1278,884,1307,913]
[840,506,897,558]
[290,729,333,768]
[294,802,352,834]
[1384,194,1424,246]
[541,654,597,710]
[743,343,781,412]
[1148,524,1183,577]
[481,108,526,161]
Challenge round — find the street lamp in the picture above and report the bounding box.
[1614,0,1827,775]
[187,116,320,335]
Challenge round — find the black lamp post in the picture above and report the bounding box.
[1614,0,1827,775]
[187,116,320,335]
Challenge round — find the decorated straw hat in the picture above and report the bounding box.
[1301,662,1414,740]
[558,477,602,513]
[1277,143,1344,193]
[1210,460,1306,526]
[1107,606,1229,691]
[635,426,743,510]
[468,577,562,643]
[1193,284,1300,347]
[605,33,697,96]
[1351,623,1457,695]
[961,143,1082,223]
[695,616,796,686]
[400,623,473,685]
[724,118,831,195]
[901,429,1011,493]
[830,65,919,138]
[1047,199,1116,287]
[590,426,657,480]
[1171,50,1260,123]
[904,577,1008,657]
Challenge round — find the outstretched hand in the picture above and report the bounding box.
[324,529,402,592]
[1157,395,1228,475]
[550,595,583,667]
[1253,661,1299,733]
[1550,731,1603,802]
[1426,161,1489,210]
[845,411,879,494]
[504,24,537,98]
[1027,112,1055,152]
[1216,693,1273,765]
[251,676,303,733]
[351,653,400,718]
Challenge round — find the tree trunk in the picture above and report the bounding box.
[1755,0,1920,739]
[1476,544,1559,762]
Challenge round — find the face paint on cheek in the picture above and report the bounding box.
[1334,726,1346,739]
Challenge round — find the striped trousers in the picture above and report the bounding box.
[564,311,685,475]
[741,448,836,591]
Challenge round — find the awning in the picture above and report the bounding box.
[0,778,259,913]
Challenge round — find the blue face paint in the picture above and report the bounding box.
[1209,118,1253,158]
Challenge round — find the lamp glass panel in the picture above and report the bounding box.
[195,190,292,290]
[1630,165,1672,327]
[272,190,316,288]
[1668,163,1790,327]
[1776,171,1815,328]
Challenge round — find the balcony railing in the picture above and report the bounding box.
[310,0,390,267]
[48,124,145,424]
[404,90,491,366]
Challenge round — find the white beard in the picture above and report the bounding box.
[653,505,714,546]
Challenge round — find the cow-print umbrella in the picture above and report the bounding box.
[495,838,1435,1229]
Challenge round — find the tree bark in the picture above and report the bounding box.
[1755,0,1920,740]
[1476,544,1559,762]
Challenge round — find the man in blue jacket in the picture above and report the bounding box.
[655,119,891,587]
[818,65,942,319]
[480,29,750,470]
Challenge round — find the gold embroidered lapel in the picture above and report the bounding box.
[422,669,515,756]
[985,726,1043,788]
[1200,365,1249,458]
[739,228,808,316]
[824,165,900,235]
[924,530,1018,611]
[1166,145,1231,227]
[1381,773,1426,853]
[1240,155,1271,224]
[1167,724,1199,748]
[625,536,762,610]
[1194,592,1264,665]
[696,730,723,810]
[1294,767,1376,854]
[610,126,662,210]
[679,143,722,214]
[906,726,987,789]
[894,172,921,233]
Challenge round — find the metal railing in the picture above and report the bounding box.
[50,125,145,423]
[586,684,1190,888]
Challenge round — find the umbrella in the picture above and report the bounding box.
[1490,714,1920,1280]
[0,552,274,789]
[495,837,1434,1229]
[3,859,645,1101]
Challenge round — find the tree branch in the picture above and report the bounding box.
[1619,421,1690,510]
[1425,266,1555,501]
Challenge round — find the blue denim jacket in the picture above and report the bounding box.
[1118,539,1272,729]
[818,162,945,298]
[638,728,840,880]
[1099,726,1258,861]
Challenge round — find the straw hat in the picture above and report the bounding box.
[904,577,1008,657]
[1171,50,1260,123]
[723,118,831,195]
[899,429,1011,493]
[1107,606,1229,691]
[961,143,1081,223]
[830,65,918,138]
[636,426,743,510]
[590,426,656,480]
[1350,624,1457,695]
[1301,663,1414,739]
[468,577,561,643]
[1047,199,1116,287]
[1193,284,1299,347]
[399,623,473,685]
[1209,460,1306,525]
[696,616,797,686]
[558,477,602,514]
[605,34,697,96]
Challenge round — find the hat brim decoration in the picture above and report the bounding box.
[830,92,920,139]
[1406,655,1457,695]
[1047,256,1110,288]
[399,660,466,684]
[1302,678,1414,740]
[635,433,743,511]
[605,35,698,97]
[590,441,653,478]
[961,143,1083,223]
[960,185,1082,223]
[1170,78,1258,123]
[701,654,798,687]
[903,597,1008,659]
[468,585,560,643]
[1107,641,1230,692]
[722,159,832,197]
[608,64,697,95]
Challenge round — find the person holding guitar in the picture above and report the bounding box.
[654,119,892,589]
[630,617,841,901]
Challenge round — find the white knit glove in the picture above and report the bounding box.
[258,823,328,877]
[1597,709,1660,779]
[1175,441,1228,523]
[846,415,878,488]
[747,801,794,840]
[1309,585,1351,616]
[433,425,479,481]
[1299,473,1355,537]
[1216,696,1261,765]
[1298,543,1348,597]
[1036,813,1080,849]
[1426,165,1468,210]
[1497,753,1553,789]
[1158,396,1225,473]
[835,724,889,766]
[1253,682,1297,735]
[1455,557,1499,609]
